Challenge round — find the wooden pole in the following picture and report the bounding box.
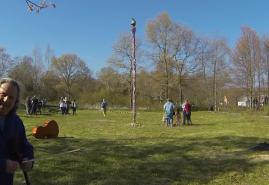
[131,18,137,126]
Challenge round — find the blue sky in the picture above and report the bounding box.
[1,0,269,75]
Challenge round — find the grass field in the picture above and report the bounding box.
[14,109,269,185]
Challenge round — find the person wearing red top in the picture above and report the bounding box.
[183,99,192,125]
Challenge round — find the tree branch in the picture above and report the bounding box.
[25,0,56,13]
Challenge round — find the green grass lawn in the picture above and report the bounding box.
[14,110,269,185]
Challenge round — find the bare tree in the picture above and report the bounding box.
[233,26,261,109]
[170,24,199,102]
[44,44,54,70]
[263,36,269,98]
[0,47,14,78]
[146,12,174,99]
[108,33,142,110]
[51,54,91,98]
[32,47,44,92]
[195,38,212,107]
[9,56,37,95]
[209,38,230,111]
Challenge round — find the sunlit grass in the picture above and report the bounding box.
[14,110,269,185]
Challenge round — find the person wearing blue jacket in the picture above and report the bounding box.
[0,78,34,185]
[163,98,175,127]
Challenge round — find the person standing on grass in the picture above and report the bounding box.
[101,99,108,117]
[0,78,34,185]
[59,97,64,115]
[175,103,181,126]
[182,101,186,125]
[183,99,192,125]
[71,99,77,115]
[25,96,32,115]
[163,98,175,127]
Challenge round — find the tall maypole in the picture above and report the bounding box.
[131,18,137,126]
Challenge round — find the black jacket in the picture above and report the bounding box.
[0,111,34,185]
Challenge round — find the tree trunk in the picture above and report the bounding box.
[129,67,132,111]
[165,57,169,99]
[267,56,269,100]
[213,60,217,111]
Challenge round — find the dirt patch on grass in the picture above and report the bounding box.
[251,154,269,162]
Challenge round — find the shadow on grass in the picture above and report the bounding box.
[20,136,269,185]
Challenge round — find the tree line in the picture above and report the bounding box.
[1,12,269,110]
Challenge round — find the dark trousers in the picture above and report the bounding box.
[183,111,192,125]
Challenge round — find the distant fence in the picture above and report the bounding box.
[18,103,213,113]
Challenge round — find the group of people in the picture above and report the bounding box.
[163,98,192,127]
[25,96,46,115]
[1,76,199,184]
[59,97,77,115]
